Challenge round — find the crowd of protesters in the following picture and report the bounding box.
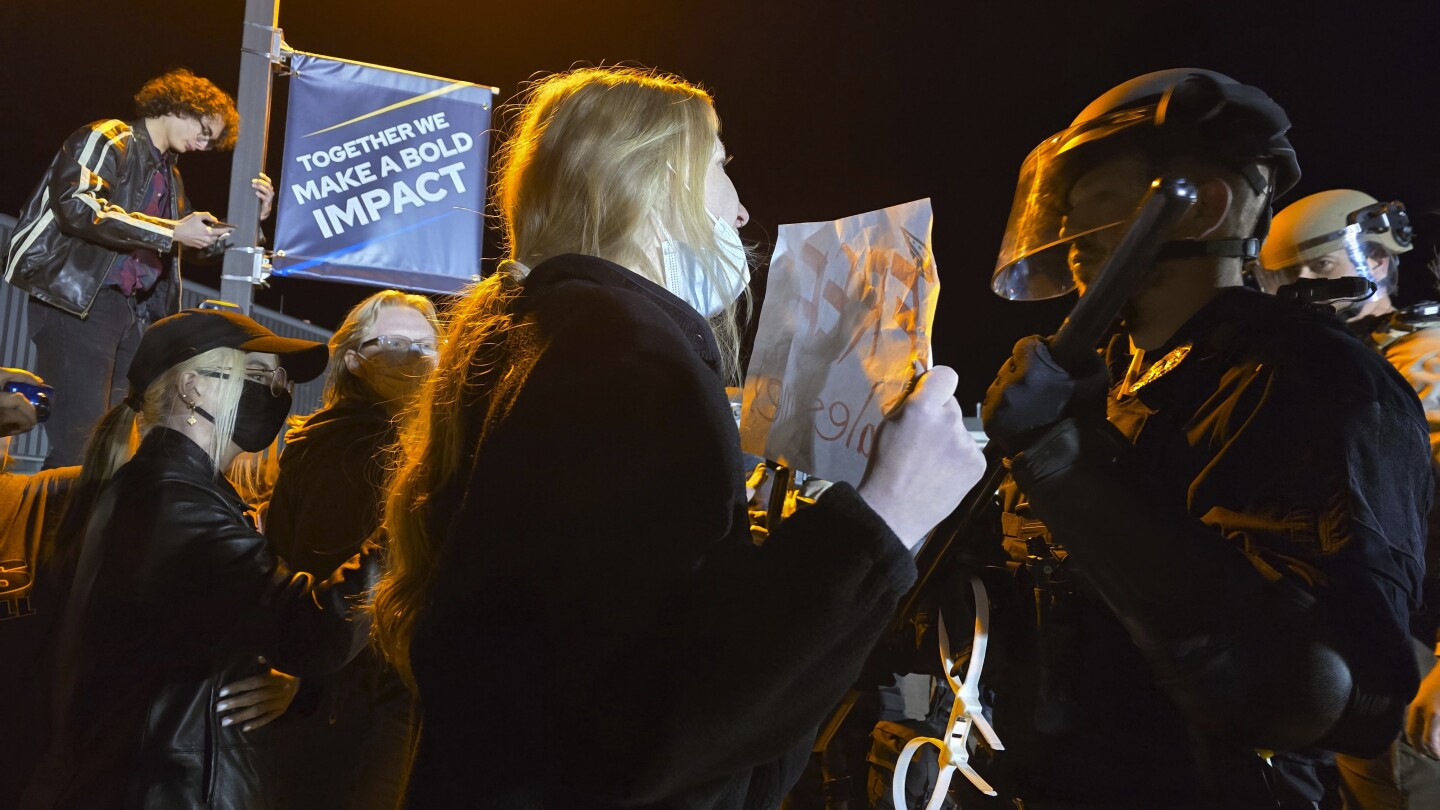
[0,60,1436,810]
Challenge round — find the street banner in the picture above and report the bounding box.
[739,199,939,484]
[273,51,495,293]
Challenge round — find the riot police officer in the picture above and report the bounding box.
[976,70,1432,807]
[1259,190,1440,809]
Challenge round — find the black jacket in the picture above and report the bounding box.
[4,119,222,318]
[23,428,379,810]
[989,289,1432,806]
[404,254,917,809]
[266,399,396,576]
[262,398,412,809]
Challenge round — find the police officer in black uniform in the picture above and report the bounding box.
[974,69,1433,808]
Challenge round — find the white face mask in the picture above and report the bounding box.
[658,211,750,318]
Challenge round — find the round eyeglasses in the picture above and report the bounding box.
[359,335,439,356]
[199,365,291,397]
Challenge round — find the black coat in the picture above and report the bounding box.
[264,399,413,810]
[988,289,1433,805]
[267,399,396,576]
[405,254,917,809]
[24,428,379,810]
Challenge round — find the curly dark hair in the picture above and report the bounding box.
[133,68,239,151]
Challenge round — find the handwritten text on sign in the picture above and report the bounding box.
[740,199,938,484]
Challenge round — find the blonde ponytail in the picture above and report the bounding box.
[371,273,520,687]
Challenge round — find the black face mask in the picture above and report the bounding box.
[196,380,292,452]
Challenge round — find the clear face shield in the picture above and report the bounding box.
[991,106,1157,301]
[1252,202,1412,300]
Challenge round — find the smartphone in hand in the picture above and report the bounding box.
[3,381,54,422]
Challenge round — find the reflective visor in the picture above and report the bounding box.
[992,106,1157,300]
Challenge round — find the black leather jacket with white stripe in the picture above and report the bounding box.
[4,118,222,318]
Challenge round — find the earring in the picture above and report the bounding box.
[181,395,198,426]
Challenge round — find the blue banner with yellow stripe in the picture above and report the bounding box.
[273,52,495,293]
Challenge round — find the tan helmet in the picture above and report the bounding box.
[1255,189,1413,295]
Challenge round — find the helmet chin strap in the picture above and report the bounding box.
[1155,236,1260,261]
[1154,163,1271,264]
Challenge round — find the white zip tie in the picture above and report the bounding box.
[892,575,1003,808]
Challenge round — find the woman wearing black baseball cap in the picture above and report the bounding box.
[24,308,379,810]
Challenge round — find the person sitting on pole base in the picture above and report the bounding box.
[1258,190,1440,809]
[4,67,276,469]
[974,69,1431,807]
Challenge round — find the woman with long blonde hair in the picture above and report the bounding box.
[264,289,440,810]
[372,67,981,807]
[23,309,381,810]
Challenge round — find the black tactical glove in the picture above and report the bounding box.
[981,335,1110,456]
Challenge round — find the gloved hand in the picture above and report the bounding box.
[981,336,1110,457]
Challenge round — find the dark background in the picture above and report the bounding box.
[4,0,1438,409]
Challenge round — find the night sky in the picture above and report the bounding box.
[4,0,1439,409]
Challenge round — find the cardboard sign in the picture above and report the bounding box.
[740,199,938,484]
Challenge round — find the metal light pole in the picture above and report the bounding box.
[219,0,283,315]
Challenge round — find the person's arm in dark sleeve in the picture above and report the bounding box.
[646,482,914,789]
[168,479,379,677]
[47,122,177,254]
[511,287,915,803]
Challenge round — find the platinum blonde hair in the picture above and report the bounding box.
[52,347,248,570]
[76,345,247,488]
[151,346,247,468]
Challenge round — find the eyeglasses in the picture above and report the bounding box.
[199,365,291,397]
[196,119,215,149]
[359,335,439,357]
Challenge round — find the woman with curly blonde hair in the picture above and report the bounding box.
[372,66,980,808]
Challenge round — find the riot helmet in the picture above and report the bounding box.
[1255,190,1412,317]
[992,69,1300,301]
